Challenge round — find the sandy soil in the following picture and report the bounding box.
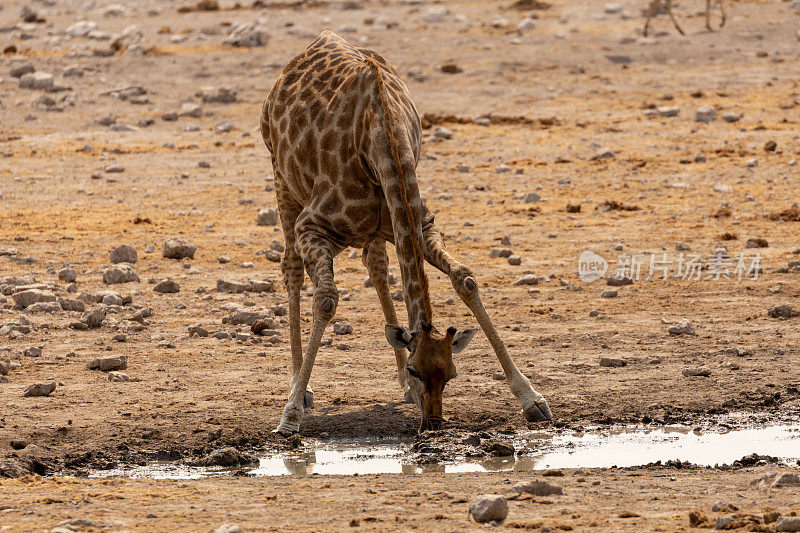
[1,0,799,529]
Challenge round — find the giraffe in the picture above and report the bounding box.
[260,30,552,436]
[643,0,726,36]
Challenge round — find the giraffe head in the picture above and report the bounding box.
[385,322,477,432]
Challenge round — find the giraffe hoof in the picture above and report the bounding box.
[271,427,298,438]
[303,389,314,409]
[522,398,553,423]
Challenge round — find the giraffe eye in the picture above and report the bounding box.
[406,367,419,378]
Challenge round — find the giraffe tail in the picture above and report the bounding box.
[363,58,432,325]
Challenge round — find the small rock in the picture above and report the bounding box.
[163,237,196,260]
[191,447,258,467]
[214,525,242,533]
[777,517,800,532]
[197,87,237,104]
[764,140,777,152]
[600,357,626,367]
[507,255,522,266]
[103,264,139,285]
[108,371,130,382]
[23,346,42,357]
[490,247,513,258]
[695,106,716,123]
[694,153,707,163]
[10,61,35,78]
[668,319,695,335]
[23,381,57,397]
[721,112,741,123]
[524,192,541,203]
[12,289,56,308]
[10,438,28,450]
[514,480,563,496]
[469,494,508,524]
[594,147,615,159]
[682,367,711,377]
[767,305,798,319]
[153,279,180,293]
[333,320,353,335]
[606,275,633,287]
[433,126,453,139]
[80,308,106,329]
[188,324,209,337]
[257,208,279,226]
[87,355,127,371]
[58,267,78,282]
[223,22,269,47]
[110,244,138,264]
[715,517,734,530]
[58,298,84,312]
[514,274,539,286]
[657,106,680,117]
[19,72,54,91]
[601,289,618,298]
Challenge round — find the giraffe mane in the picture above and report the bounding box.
[366,57,433,324]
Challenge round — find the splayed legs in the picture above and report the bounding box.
[422,227,552,423]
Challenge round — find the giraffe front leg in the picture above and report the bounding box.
[274,231,341,436]
[422,227,553,423]
[705,0,712,31]
[719,0,726,28]
[363,239,412,402]
[277,197,313,410]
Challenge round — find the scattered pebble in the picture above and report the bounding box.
[110,244,138,264]
[469,494,508,523]
[695,106,716,123]
[23,381,56,397]
[103,264,139,285]
[87,355,127,371]
[668,319,695,335]
[163,237,196,259]
[257,208,279,226]
[513,480,563,496]
[682,367,711,377]
[153,279,180,293]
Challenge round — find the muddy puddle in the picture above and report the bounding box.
[93,423,800,479]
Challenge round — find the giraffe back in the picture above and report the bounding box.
[261,31,422,249]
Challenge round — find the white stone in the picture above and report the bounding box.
[66,20,98,37]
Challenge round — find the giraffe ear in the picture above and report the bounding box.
[385,324,415,350]
[451,328,478,354]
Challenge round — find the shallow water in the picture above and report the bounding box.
[94,423,800,479]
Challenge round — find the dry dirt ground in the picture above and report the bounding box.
[1,0,800,530]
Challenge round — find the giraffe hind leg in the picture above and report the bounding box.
[362,239,412,402]
[665,0,686,35]
[643,0,658,36]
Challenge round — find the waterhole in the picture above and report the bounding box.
[94,423,800,479]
